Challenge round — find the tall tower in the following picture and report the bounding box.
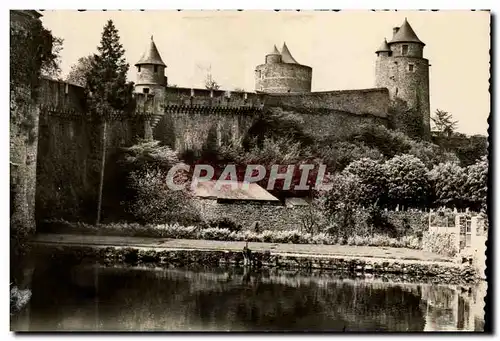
[255,42,312,93]
[134,36,167,98]
[375,19,430,140]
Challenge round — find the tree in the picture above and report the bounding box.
[407,140,459,168]
[85,19,133,112]
[85,20,134,223]
[40,36,63,79]
[205,73,220,90]
[342,158,387,207]
[428,162,467,209]
[433,132,488,167]
[10,17,62,92]
[198,64,221,91]
[320,141,384,172]
[432,109,458,137]
[66,54,95,87]
[117,140,198,224]
[325,173,363,239]
[348,123,412,158]
[464,156,488,212]
[383,154,431,209]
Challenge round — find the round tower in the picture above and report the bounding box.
[375,19,430,140]
[134,36,167,97]
[255,42,312,94]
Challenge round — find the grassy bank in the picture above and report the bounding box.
[42,219,422,249]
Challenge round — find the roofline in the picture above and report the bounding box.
[388,40,426,47]
[134,61,166,67]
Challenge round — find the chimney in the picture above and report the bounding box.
[392,27,400,37]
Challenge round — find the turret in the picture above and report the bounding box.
[255,42,312,93]
[375,38,391,57]
[265,45,282,64]
[388,18,425,58]
[134,36,167,96]
[375,18,431,140]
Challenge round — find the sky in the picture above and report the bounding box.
[40,10,490,135]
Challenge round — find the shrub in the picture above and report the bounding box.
[126,169,201,225]
[422,231,458,257]
[44,220,425,250]
[311,232,334,245]
[10,286,31,315]
[366,205,398,237]
[199,228,232,241]
[208,218,242,233]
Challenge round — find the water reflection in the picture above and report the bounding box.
[14,261,486,332]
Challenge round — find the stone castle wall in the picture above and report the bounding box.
[264,88,390,139]
[35,79,146,223]
[34,80,391,222]
[154,111,257,153]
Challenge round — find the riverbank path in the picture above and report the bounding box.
[32,233,454,264]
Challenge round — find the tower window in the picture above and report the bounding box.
[138,66,141,72]
[154,65,158,73]
[143,88,150,94]
[402,44,409,56]
[257,70,262,79]
[408,64,415,72]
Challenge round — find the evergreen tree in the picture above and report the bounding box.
[86,20,133,112]
[432,109,458,137]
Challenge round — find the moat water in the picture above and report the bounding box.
[12,259,486,332]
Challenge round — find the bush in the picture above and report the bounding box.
[10,286,31,315]
[422,231,458,257]
[199,228,232,241]
[45,220,426,250]
[208,218,242,233]
[126,169,201,225]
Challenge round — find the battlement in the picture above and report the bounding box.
[163,86,265,108]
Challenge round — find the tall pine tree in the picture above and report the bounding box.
[86,20,133,112]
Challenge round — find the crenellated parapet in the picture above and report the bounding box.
[163,86,265,108]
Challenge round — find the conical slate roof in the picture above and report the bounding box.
[135,36,166,67]
[280,42,299,64]
[389,18,425,45]
[375,38,391,53]
[267,45,280,55]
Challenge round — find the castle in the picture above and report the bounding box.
[10,11,433,225]
[132,17,431,145]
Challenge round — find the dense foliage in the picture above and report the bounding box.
[10,17,62,92]
[117,140,199,225]
[383,155,431,209]
[66,54,95,87]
